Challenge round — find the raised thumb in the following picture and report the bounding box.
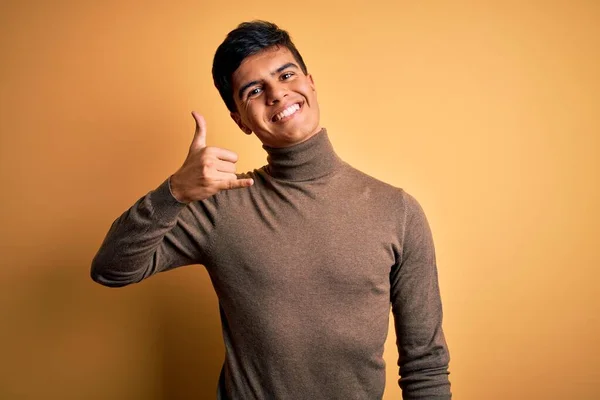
[190,111,207,150]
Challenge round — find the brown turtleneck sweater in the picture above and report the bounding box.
[91,129,451,399]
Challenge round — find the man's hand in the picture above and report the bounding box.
[170,111,254,203]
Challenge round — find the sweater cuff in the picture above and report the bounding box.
[166,175,190,205]
[148,178,189,221]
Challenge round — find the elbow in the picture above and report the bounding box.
[90,258,141,288]
[90,270,130,288]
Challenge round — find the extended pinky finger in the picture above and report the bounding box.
[220,178,254,190]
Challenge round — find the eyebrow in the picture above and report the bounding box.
[237,62,300,100]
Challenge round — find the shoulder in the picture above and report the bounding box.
[341,163,430,217]
[341,162,408,198]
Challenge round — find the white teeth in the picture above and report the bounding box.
[274,103,300,121]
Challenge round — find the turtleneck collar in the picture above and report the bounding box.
[262,129,343,182]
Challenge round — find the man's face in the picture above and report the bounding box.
[230,46,321,148]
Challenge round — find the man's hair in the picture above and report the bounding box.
[212,20,308,112]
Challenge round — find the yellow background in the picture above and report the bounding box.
[1,1,599,399]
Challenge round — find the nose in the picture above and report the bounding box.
[265,82,287,105]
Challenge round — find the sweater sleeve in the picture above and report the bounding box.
[90,178,217,287]
[390,191,451,399]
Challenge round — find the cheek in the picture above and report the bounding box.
[240,104,254,124]
[296,81,316,100]
[246,104,265,125]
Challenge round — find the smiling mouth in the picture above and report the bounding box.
[272,103,302,122]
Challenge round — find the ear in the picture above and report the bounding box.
[230,112,252,135]
[307,73,316,91]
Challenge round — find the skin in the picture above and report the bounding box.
[170,45,320,203]
[230,45,322,148]
[170,112,254,203]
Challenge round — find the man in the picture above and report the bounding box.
[92,21,451,399]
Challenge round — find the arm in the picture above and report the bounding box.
[390,192,451,399]
[91,112,253,287]
[90,178,214,287]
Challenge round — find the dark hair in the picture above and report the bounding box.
[212,20,308,112]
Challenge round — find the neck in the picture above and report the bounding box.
[262,128,342,181]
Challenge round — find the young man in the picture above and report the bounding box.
[92,21,451,399]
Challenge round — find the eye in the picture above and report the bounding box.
[247,87,262,98]
[281,72,295,80]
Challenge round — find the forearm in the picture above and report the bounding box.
[394,289,451,399]
[396,324,451,399]
[91,178,202,287]
[394,276,450,398]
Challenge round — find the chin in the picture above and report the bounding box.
[283,124,314,138]
[286,129,320,146]
[257,118,320,147]
[283,119,319,136]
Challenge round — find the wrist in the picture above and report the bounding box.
[168,174,189,204]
